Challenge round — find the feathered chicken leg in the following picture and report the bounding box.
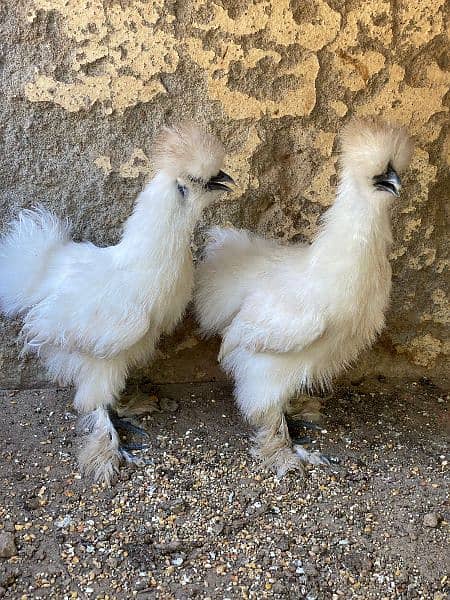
[251,409,305,477]
[78,408,123,483]
[249,405,330,478]
[78,407,150,482]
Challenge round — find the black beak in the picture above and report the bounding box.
[206,170,235,192]
[373,165,401,197]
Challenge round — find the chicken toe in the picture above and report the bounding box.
[119,446,152,466]
[108,409,150,438]
[293,444,332,467]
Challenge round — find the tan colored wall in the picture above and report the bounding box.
[0,0,449,388]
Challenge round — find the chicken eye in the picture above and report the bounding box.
[177,183,187,200]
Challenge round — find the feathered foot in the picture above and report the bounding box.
[78,408,151,485]
[251,409,331,478]
[78,408,122,485]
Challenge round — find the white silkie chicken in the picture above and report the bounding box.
[0,123,234,484]
[195,116,412,476]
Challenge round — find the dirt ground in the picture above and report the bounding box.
[0,378,448,599]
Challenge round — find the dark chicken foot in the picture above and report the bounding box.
[108,409,150,438]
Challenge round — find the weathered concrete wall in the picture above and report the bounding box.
[0,0,448,388]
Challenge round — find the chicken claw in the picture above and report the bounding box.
[119,446,152,466]
[293,445,332,467]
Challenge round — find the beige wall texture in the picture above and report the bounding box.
[0,0,449,388]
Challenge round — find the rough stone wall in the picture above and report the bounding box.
[0,0,448,388]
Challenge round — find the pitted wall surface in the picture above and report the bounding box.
[0,0,448,387]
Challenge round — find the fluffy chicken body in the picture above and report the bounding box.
[195,117,412,475]
[0,123,233,483]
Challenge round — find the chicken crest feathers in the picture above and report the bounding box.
[340,115,413,175]
[152,122,225,181]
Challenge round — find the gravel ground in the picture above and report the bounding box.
[0,378,448,599]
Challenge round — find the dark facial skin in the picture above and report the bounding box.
[373,162,401,197]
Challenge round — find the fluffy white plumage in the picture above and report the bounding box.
[0,122,232,484]
[195,116,412,476]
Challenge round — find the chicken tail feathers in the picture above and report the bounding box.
[0,206,71,316]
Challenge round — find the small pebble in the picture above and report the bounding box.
[212,519,224,534]
[134,580,148,591]
[0,533,17,558]
[423,512,439,528]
